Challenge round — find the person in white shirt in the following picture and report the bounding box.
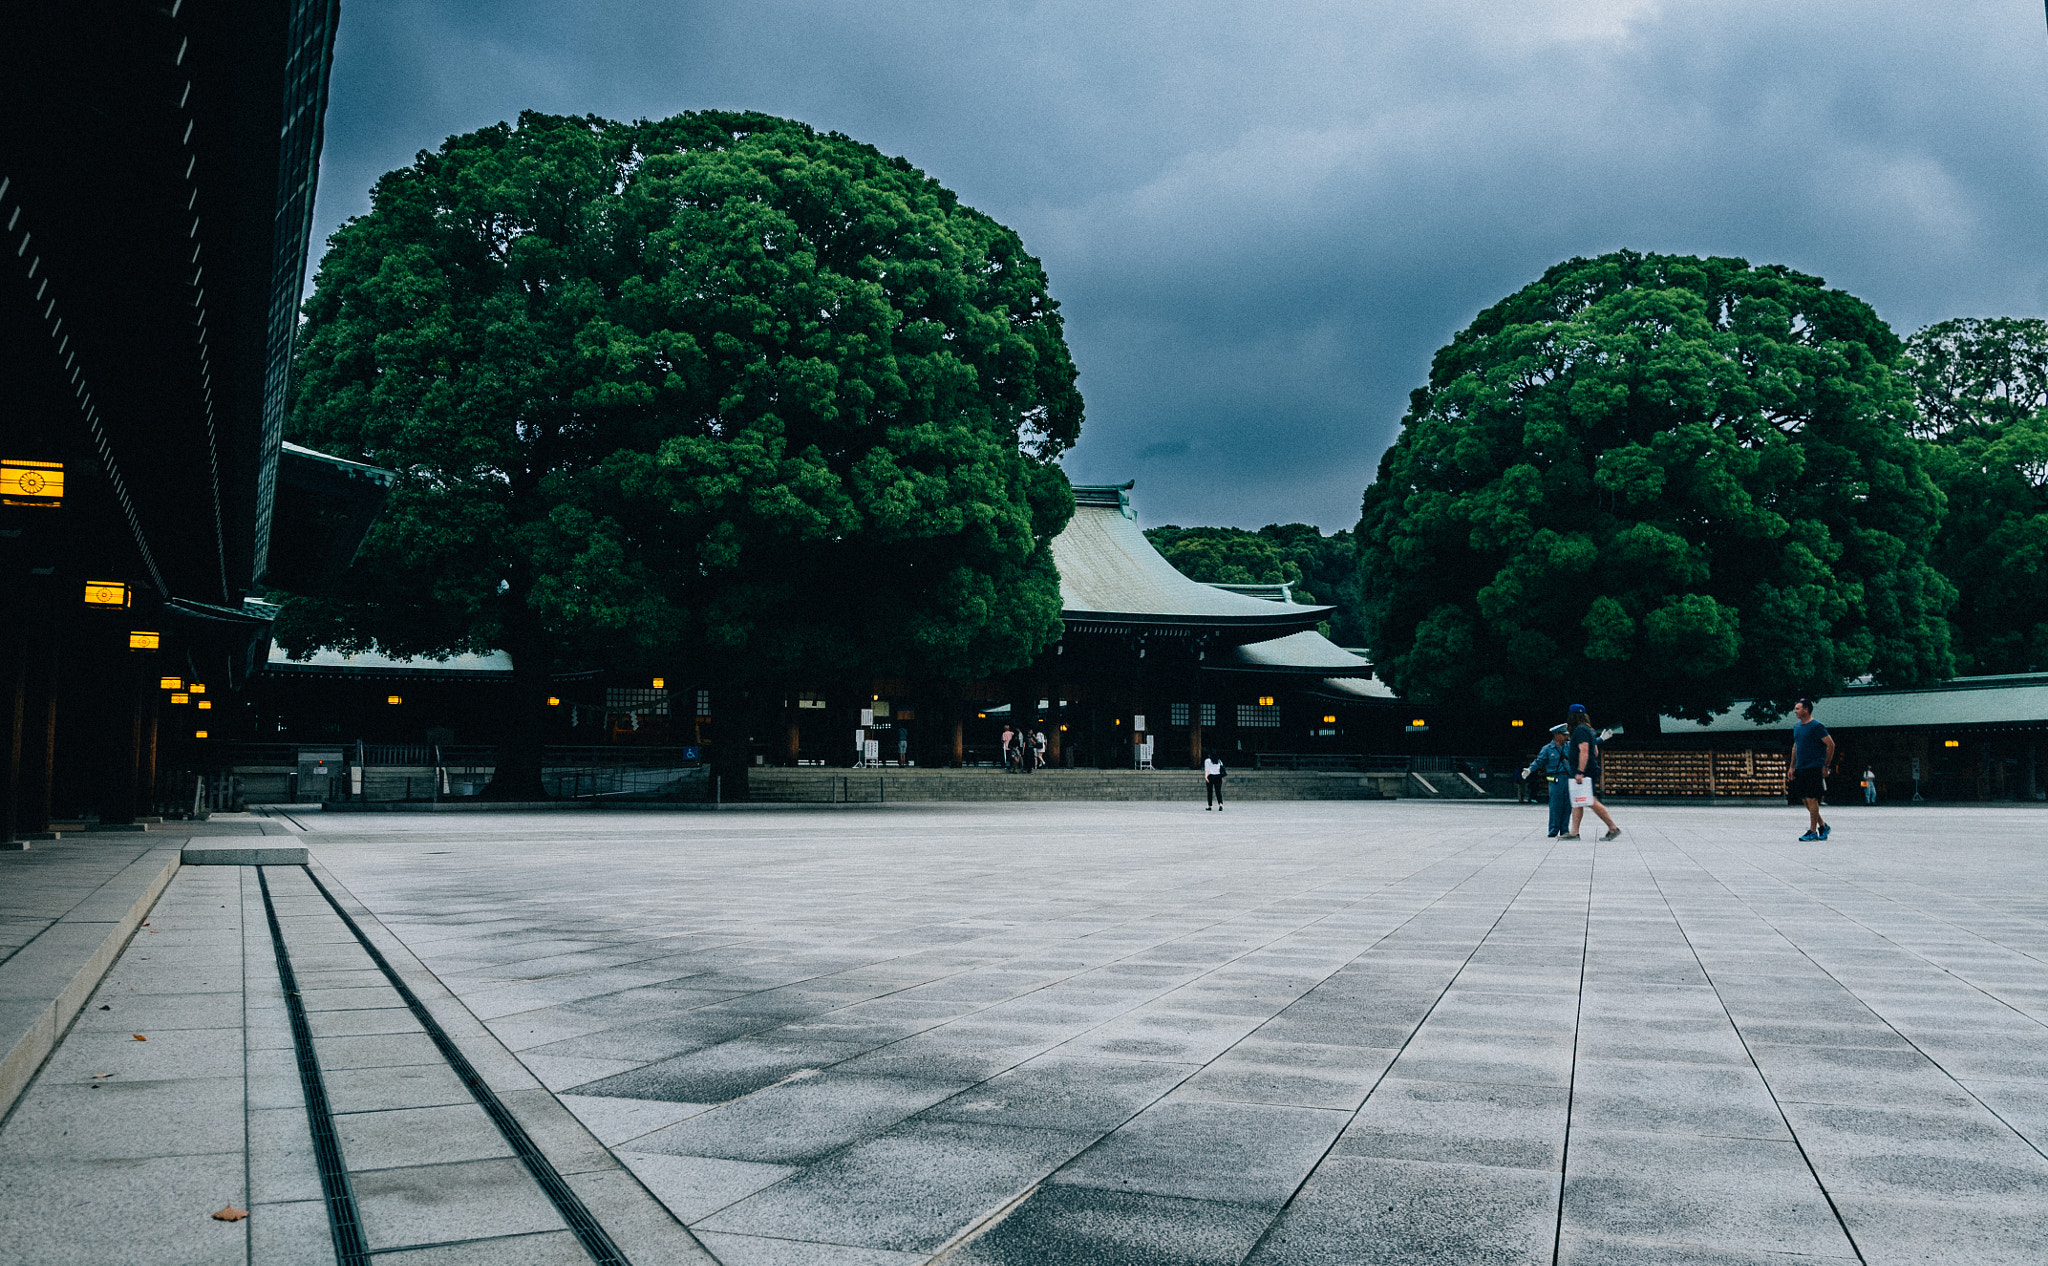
[1204,756,1225,810]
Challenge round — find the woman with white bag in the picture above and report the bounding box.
[1564,704,1621,840]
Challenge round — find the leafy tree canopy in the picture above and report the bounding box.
[280,110,1082,790]
[1355,250,1953,727]
[1145,523,1363,644]
[1903,318,2048,673]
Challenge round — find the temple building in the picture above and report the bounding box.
[1,4,374,833]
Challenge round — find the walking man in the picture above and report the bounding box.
[1204,754,1225,810]
[1862,765,1877,806]
[1788,699,1835,839]
[1001,724,1016,772]
[1525,724,1573,837]
[1566,704,1621,840]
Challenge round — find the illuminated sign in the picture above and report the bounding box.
[194,730,208,739]
[83,581,129,607]
[170,693,189,704]
[1323,715,1337,724]
[1944,739,1961,747]
[196,700,211,710]
[1257,696,1275,707]
[1511,719,1525,728]
[1407,718,1428,731]
[189,683,205,694]
[129,631,160,651]
[160,677,182,690]
[386,695,402,705]
[1,459,63,508]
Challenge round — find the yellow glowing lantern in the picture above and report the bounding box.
[194,730,208,739]
[1511,719,1525,727]
[129,630,160,651]
[189,683,205,694]
[1944,739,1961,747]
[170,693,190,705]
[196,700,211,710]
[1257,696,1275,707]
[1,458,63,508]
[386,695,402,705]
[1323,715,1337,724]
[548,696,561,706]
[83,580,129,607]
[160,676,182,690]
[652,677,666,689]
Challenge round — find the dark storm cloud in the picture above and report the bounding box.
[312,0,2048,528]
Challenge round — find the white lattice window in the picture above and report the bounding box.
[1201,703,1216,726]
[697,689,712,718]
[1237,703,1281,728]
[1171,702,1189,726]
[606,687,668,715]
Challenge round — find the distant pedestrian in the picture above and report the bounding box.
[896,724,910,767]
[1204,755,1225,810]
[1034,729,1049,771]
[1788,699,1835,840]
[1001,725,1016,772]
[1525,724,1573,837]
[1862,766,1877,806]
[1565,704,1620,840]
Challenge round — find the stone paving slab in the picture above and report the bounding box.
[298,801,2048,1264]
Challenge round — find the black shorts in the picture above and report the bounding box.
[1790,766,1826,800]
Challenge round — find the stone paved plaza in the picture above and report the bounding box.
[7,799,2048,1264]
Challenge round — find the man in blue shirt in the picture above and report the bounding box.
[1525,725,1574,837]
[1788,699,1835,840]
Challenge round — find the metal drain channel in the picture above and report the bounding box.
[301,866,629,1266]
[256,867,370,1266]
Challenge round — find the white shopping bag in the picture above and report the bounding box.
[1568,778,1595,807]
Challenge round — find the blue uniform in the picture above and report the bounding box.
[1531,743,1574,835]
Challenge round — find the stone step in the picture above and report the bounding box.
[744,769,1386,802]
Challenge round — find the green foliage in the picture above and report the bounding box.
[1904,319,2048,673]
[1144,523,1364,643]
[280,109,1082,693]
[1355,250,1954,726]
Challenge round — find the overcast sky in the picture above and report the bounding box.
[312,0,2048,530]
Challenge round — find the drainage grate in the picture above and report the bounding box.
[257,867,370,1266]
[301,866,630,1265]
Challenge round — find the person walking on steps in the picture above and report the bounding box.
[1565,704,1621,840]
[1034,729,1049,772]
[1001,725,1016,772]
[1525,724,1574,837]
[1789,699,1835,840]
[1204,755,1226,810]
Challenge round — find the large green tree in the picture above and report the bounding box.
[1355,251,1953,729]
[1904,318,2048,674]
[1144,523,1364,644]
[281,110,1082,796]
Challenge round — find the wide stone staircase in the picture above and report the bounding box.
[745,767,1388,803]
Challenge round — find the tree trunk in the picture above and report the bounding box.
[706,661,751,802]
[482,603,550,801]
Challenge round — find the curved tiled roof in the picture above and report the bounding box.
[1052,485,1329,637]
[1669,674,2048,732]
[1215,630,1376,676]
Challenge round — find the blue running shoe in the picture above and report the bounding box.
[1798,830,1821,841]
[1819,823,1831,840]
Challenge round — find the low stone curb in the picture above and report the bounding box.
[0,847,182,1120]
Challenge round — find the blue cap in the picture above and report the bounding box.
[1568,703,1587,713]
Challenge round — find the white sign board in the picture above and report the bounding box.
[1133,714,1145,732]
[860,708,874,726]
[864,740,880,761]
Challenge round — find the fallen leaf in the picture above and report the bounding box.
[132,1034,147,1041]
[211,1206,248,1222]
[98,1005,110,1010]
[91,1073,113,1079]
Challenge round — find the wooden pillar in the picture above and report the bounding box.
[101,658,143,826]
[1047,686,1063,767]
[785,719,800,766]
[22,632,56,834]
[2,633,23,841]
[137,686,160,816]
